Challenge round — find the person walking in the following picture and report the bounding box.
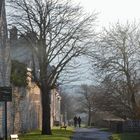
[78,116,81,127]
[73,116,78,127]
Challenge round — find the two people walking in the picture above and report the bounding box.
[73,116,81,127]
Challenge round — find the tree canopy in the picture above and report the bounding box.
[8,0,97,134]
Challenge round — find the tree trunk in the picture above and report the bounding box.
[41,84,52,135]
[126,73,138,119]
[88,109,91,126]
[131,93,139,119]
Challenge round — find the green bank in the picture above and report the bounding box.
[18,127,74,140]
[111,133,140,140]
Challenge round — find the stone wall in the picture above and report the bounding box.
[51,89,61,127]
[7,85,42,134]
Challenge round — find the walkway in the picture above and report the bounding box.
[71,128,112,140]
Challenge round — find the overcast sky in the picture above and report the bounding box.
[74,0,140,28]
[71,0,140,85]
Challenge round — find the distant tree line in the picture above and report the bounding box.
[77,23,140,123]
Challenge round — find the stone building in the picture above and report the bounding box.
[5,26,61,134]
[51,89,61,127]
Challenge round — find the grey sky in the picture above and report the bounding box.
[71,0,140,85]
[74,0,140,28]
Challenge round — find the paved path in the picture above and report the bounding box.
[71,128,112,140]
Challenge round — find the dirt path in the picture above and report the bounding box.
[71,128,112,140]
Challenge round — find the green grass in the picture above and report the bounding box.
[111,132,140,140]
[100,128,110,131]
[18,127,74,140]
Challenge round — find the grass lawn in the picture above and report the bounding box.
[99,128,110,131]
[111,132,140,140]
[18,127,74,140]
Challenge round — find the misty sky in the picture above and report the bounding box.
[74,0,140,28]
[71,0,140,85]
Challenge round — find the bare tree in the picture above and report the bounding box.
[77,84,98,126]
[91,23,140,119]
[95,77,134,119]
[8,0,97,134]
[60,90,76,123]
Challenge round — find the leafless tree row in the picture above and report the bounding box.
[89,23,140,120]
